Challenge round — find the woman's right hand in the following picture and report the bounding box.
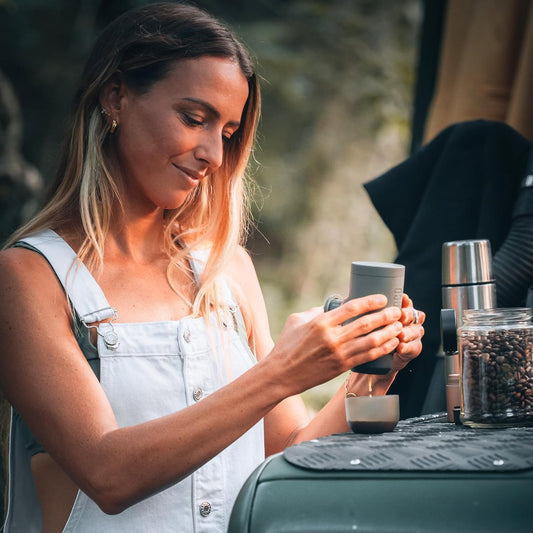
[264,294,402,396]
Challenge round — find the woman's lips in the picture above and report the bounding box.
[173,164,204,181]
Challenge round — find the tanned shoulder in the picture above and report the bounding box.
[0,246,71,331]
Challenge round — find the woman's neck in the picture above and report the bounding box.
[106,214,168,265]
[56,207,169,265]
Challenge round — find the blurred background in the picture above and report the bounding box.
[0,0,424,408]
[1,0,532,409]
[2,0,533,522]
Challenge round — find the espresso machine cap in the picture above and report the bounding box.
[351,261,405,279]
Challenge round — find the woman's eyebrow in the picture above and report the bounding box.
[182,97,241,128]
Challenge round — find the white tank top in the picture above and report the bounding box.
[3,229,264,533]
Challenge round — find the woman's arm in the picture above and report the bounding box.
[0,247,282,513]
[227,248,424,455]
[0,246,405,513]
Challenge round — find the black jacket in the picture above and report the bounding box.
[364,120,531,418]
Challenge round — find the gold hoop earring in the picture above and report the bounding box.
[110,119,118,134]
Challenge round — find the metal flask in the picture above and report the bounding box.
[441,239,497,380]
[442,239,497,324]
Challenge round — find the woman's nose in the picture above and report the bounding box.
[194,132,224,171]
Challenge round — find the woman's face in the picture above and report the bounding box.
[110,56,249,213]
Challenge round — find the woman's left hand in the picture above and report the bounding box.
[391,293,425,372]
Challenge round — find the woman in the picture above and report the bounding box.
[0,3,425,532]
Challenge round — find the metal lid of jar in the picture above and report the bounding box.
[461,307,533,326]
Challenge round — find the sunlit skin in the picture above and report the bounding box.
[0,56,425,533]
[7,56,252,533]
[106,56,249,217]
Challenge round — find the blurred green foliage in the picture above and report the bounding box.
[0,0,421,408]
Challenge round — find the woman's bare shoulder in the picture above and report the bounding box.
[0,246,66,310]
[224,245,274,351]
[225,245,260,299]
[228,244,255,271]
[0,245,53,279]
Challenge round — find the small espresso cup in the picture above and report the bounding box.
[345,394,400,434]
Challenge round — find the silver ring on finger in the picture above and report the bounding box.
[412,308,419,324]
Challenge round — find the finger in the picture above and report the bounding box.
[291,306,325,326]
[398,323,425,343]
[400,307,425,326]
[340,308,402,341]
[348,334,401,368]
[325,294,389,326]
[396,337,423,357]
[401,293,413,308]
[400,307,416,325]
[409,309,426,326]
[343,320,402,358]
[391,343,421,372]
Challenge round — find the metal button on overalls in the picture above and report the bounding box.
[199,501,211,517]
[183,329,192,343]
[192,387,203,402]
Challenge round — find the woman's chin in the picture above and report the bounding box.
[159,194,193,211]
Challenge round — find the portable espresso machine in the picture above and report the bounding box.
[324,261,405,374]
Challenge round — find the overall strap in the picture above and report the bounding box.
[17,229,116,325]
[189,248,251,353]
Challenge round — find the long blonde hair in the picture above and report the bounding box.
[4,2,261,321]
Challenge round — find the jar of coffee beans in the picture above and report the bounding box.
[459,308,533,428]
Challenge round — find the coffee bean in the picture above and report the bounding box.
[460,326,533,425]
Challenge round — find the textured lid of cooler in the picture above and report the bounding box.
[284,413,533,472]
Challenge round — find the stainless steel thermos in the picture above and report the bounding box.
[442,239,497,328]
[441,239,497,421]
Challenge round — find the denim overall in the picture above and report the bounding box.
[3,229,264,533]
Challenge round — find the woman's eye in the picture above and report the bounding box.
[182,114,204,127]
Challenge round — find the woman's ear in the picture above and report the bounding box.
[99,75,124,120]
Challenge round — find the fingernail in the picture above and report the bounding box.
[374,295,387,305]
[388,307,401,319]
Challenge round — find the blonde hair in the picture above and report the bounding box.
[4,2,260,322]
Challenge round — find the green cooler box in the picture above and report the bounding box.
[229,414,533,532]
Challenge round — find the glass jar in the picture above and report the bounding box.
[458,308,533,428]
